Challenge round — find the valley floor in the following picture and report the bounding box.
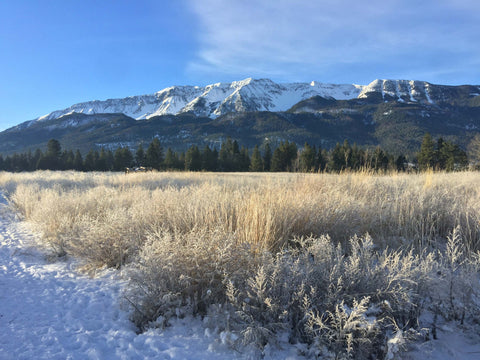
[0,192,479,360]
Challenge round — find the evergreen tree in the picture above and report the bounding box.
[73,150,83,171]
[436,138,448,169]
[62,150,75,170]
[106,150,115,170]
[145,138,164,170]
[317,147,328,172]
[263,142,272,171]
[164,148,178,170]
[96,148,109,171]
[46,139,62,159]
[218,137,241,171]
[114,147,134,171]
[299,142,316,172]
[350,143,364,170]
[395,155,407,171]
[417,133,436,170]
[443,142,468,171]
[185,145,202,171]
[178,152,185,169]
[136,144,145,166]
[239,146,250,171]
[37,139,63,170]
[83,150,96,171]
[201,145,218,171]
[271,141,297,172]
[328,143,344,172]
[249,145,263,171]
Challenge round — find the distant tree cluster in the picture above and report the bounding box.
[417,133,468,171]
[0,135,471,173]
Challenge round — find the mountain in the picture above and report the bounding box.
[1,78,480,156]
[31,78,365,122]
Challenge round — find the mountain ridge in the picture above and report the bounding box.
[31,78,476,126]
[2,78,480,158]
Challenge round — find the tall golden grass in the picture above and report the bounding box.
[1,170,480,262]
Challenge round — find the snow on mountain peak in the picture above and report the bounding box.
[34,78,439,123]
[358,79,435,103]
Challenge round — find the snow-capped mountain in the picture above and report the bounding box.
[27,78,480,125]
[35,78,366,122]
[2,77,479,157]
[34,78,444,123]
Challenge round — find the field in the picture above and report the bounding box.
[1,170,480,359]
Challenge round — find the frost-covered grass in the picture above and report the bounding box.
[1,170,480,358]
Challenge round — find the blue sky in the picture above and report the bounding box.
[1,0,479,131]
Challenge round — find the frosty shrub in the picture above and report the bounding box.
[211,234,440,357]
[125,227,256,331]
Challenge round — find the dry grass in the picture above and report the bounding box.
[1,170,480,357]
[2,170,479,258]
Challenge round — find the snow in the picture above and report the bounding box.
[408,81,417,102]
[358,79,436,103]
[425,83,435,104]
[1,191,479,360]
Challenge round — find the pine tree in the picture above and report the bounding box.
[185,145,202,171]
[73,150,83,171]
[218,137,241,171]
[37,139,62,170]
[263,142,272,171]
[136,144,145,166]
[299,142,316,172]
[271,141,297,172]
[328,143,344,172]
[114,147,134,171]
[145,138,164,170]
[239,146,250,171]
[201,145,218,171]
[249,145,263,171]
[83,150,96,171]
[395,155,407,171]
[418,133,436,170]
[164,148,178,170]
[97,148,109,171]
[317,147,327,172]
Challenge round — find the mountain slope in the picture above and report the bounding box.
[1,78,480,156]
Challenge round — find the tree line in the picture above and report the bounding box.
[0,134,470,173]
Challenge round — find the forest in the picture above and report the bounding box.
[0,133,470,173]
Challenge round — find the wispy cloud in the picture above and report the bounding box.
[186,0,480,84]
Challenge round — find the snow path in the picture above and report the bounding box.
[0,195,244,360]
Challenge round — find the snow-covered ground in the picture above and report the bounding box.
[1,192,479,360]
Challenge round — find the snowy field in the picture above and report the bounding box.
[1,190,480,360]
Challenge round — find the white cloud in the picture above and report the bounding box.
[186,0,480,84]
